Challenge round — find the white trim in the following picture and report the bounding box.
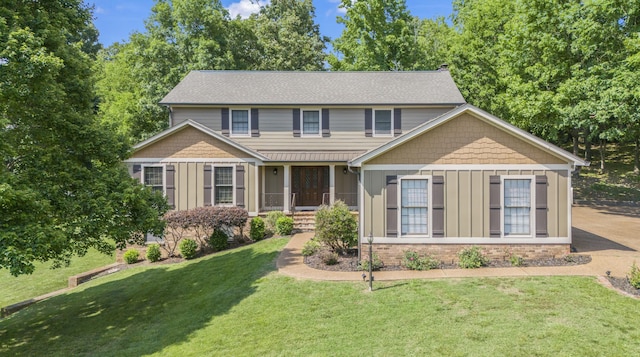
[329,164,335,205]
[567,170,573,243]
[360,164,572,171]
[141,164,166,194]
[358,168,364,261]
[212,165,235,206]
[254,164,259,215]
[230,108,251,137]
[372,108,394,137]
[125,158,264,164]
[300,108,322,137]
[501,175,535,238]
[398,175,433,238]
[283,165,291,213]
[365,236,571,244]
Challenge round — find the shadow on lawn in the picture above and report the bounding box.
[0,243,281,356]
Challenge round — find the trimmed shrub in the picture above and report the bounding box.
[250,217,265,241]
[629,262,640,289]
[301,238,321,256]
[123,249,140,264]
[163,210,190,257]
[179,239,198,259]
[458,246,489,269]
[359,253,384,271]
[208,228,229,252]
[265,211,286,235]
[402,250,439,270]
[320,251,339,265]
[276,216,294,236]
[146,243,162,262]
[510,255,524,267]
[314,200,357,253]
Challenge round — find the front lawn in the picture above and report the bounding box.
[1,238,638,356]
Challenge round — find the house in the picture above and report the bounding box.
[126,70,587,263]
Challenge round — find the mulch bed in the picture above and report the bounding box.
[606,276,640,297]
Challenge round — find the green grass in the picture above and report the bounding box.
[0,249,114,308]
[1,238,639,356]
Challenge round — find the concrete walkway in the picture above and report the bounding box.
[277,205,640,281]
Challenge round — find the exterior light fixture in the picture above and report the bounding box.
[343,167,348,174]
[273,168,278,175]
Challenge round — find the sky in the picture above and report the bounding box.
[90,0,454,47]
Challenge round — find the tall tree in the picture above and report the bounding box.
[413,17,456,71]
[0,0,167,276]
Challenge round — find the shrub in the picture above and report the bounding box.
[320,251,339,265]
[510,255,524,267]
[359,253,384,271]
[629,262,640,289]
[402,250,439,270]
[163,210,191,257]
[208,228,229,252]
[265,211,286,235]
[123,249,140,264]
[250,217,265,241]
[302,238,321,256]
[146,243,162,262]
[276,216,294,236]
[179,239,198,259]
[458,246,489,269]
[314,200,357,253]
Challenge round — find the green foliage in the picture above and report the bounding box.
[319,251,339,265]
[123,250,140,265]
[275,216,294,236]
[250,217,266,241]
[146,244,162,263]
[629,262,640,289]
[208,229,229,252]
[510,255,524,267]
[301,238,321,257]
[457,246,489,269]
[359,253,384,271]
[314,201,357,253]
[179,239,198,260]
[265,211,286,236]
[402,250,439,271]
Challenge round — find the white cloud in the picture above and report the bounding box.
[336,6,347,15]
[94,6,106,14]
[228,0,269,19]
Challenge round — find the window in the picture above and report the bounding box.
[231,109,249,136]
[374,109,392,136]
[143,166,164,193]
[302,110,320,136]
[214,167,233,205]
[400,178,429,235]
[503,178,532,236]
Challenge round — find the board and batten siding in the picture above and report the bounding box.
[362,169,569,239]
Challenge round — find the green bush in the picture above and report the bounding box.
[302,238,321,256]
[314,200,357,253]
[510,255,524,267]
[265,211,286,235]
[359,253,384,271]
[208,228,229,252]
[457,246,489,269]
[146,243,161,262]
[276,216,294,236]
[629,262,640,289]
[179,239,198,259]
[123,249,140,264]
[250,217,265,241]
[320,251,339,265]
[402,250,439,270]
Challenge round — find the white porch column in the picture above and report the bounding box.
[283,164,291,213]
[329,164,335,205]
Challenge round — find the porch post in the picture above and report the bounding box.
[329,164,335,205]
[283,164,291,213]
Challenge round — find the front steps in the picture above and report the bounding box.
[292,211,316,232]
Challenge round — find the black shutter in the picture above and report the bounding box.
[251,108,259,137]
[203,165,212,206]
[386,176,398,237]
[489,175,501,237]
[322,109,330,137]
[536,175,548,237]
[432,176,445,237]
[236,165,245,208]
[394,108,402,136]
[166,165,176,209]
[293,109,301,137]
[365,109,373,137]
[132,165,141,181]
[221,108,230,136]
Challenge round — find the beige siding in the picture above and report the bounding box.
[172,107,221,130]
[328,109,365,132]
[335,166,358,206]
[401,107,453,131]
[258,109,292,132]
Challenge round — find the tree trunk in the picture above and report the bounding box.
[584,129,592,162]
[635,137,639,175]
[572,129,579,156]
[599,139,606,172]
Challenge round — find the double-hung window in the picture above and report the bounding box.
[400,178,429,235]
[503,178,533,236]
[231,109,250,136]
[302,110,320,136]
[214,167,234,205]
[143,166,164,193]
[374,109,392,136]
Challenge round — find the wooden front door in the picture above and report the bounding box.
[291,166,329,207]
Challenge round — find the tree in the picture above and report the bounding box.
[0,0,167,276]
[413,17,456,71]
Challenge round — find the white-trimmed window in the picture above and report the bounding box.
[503,177,534,236]
[214,166,234,205]
[302,109,321,136]
[399,176,430,236]
[374,109,393,136]
[143,166,164,193]
[231,109,250,136]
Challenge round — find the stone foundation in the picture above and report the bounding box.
[364,243,571,266]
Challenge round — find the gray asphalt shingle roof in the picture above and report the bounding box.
[160,70,466,106]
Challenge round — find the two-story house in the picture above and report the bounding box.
[126,70,587,263]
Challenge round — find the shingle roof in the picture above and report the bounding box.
[160,71,466,106]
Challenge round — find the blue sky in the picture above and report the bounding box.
[90,0,453,47]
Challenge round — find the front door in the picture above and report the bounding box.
[291,166,329,207]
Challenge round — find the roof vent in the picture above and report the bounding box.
[438,63,449,71]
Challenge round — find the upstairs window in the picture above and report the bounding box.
[374,109,392,136]
[503,178,532,236]
[231,109,250,136]
[302,110,320,136]
[214,167,234,205]
[143,166,164,193]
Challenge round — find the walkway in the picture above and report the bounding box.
[277,205,640,281]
